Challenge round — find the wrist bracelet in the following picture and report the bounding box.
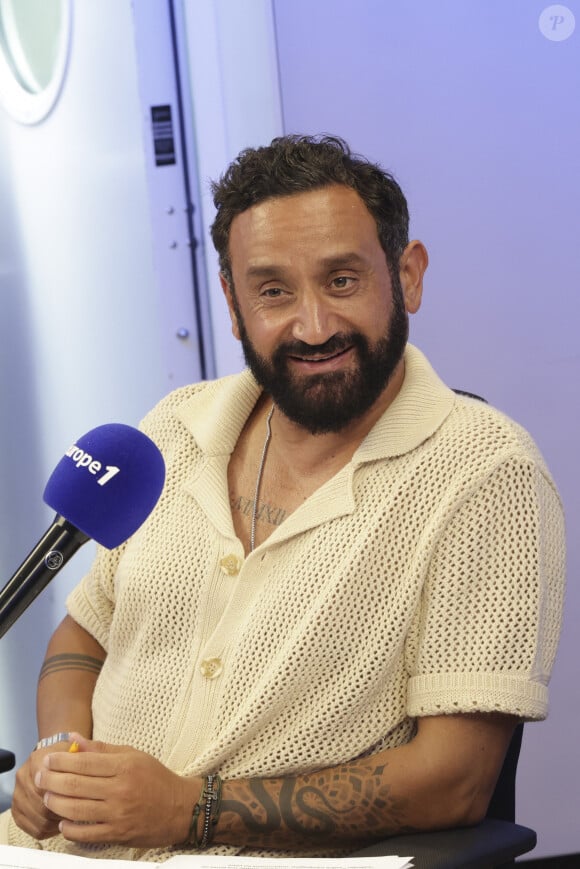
[200,774,222,849]
[34,732,70,751]
[183,773,222,849]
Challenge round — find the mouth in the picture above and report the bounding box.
[287,345,354,371]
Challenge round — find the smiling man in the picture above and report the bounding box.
[221,183,417,437]
[2,135,565,861]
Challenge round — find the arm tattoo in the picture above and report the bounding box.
[39,653,104,682]
[219,761,416,848]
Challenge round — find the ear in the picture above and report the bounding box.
[399,240,428,314]
[219,272,241,341]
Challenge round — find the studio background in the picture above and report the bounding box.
[0,0,577,860]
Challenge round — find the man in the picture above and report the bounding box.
[1,135,565,860]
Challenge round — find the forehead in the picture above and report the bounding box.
[227,185,382,274]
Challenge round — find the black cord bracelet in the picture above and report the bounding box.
[184,773,223,849]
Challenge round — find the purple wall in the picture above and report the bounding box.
[273,0,579,857]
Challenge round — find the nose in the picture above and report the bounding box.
[290,289,335,345]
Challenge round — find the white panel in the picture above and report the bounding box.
[132,0,213,383]
[0,0,176,786]
[179,0,283,376]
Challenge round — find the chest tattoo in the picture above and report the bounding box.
[230,494,288,528]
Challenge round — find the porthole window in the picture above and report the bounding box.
[0,0,72,124]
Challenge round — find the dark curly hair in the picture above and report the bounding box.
[210,134,409,284]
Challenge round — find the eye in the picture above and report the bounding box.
[330,275,356,291]
[261,286,285,298]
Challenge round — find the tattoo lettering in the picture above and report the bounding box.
[39,653,104,682]
[230,495,253,517]
[256,501,287,527]
[230,495,287,528]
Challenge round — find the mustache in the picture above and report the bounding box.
[275,333,362,359]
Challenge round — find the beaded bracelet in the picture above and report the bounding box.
[200,774,222,848]
[184,773,223,849]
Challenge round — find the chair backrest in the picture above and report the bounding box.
[452,390,524,825]
[486,722,523,822]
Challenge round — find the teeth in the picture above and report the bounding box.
[291,347,348,362]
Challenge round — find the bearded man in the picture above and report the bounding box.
[1,135,565,862]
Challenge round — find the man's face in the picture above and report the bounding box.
[222,185,421,434]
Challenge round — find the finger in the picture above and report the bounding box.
[42,750,120,777]
[11,794,61,840]
[59,819,114,844]
[43,791,109,824]
[67,733,128,755]
[14,769,58,823]
[36,767,112,801]
[15,784,58,821]
[14,812,61,839]
[26,744,75,793]
[12,755,65,840]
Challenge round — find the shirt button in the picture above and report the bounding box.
[219,554,242,576]
[200,658,223,680]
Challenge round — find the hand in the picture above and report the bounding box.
[12,740,72,840]
[34,734,201,847]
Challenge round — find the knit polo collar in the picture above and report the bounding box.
[175,343,455,461]
[354,343,456,462]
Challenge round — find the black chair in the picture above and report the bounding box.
[350,720,536,867]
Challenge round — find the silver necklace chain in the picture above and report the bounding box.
[250,403,275,552]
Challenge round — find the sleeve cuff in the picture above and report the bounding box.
[407,672,549,720]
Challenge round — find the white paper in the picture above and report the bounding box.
[0,844,137,869]
[0,845,412,869]
[165,858,413,869]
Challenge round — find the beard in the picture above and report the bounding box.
[231,282,409,435]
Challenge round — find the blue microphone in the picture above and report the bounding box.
[0,423,165,639]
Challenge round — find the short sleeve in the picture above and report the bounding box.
[405,456,565,720]
[66,541,126,651]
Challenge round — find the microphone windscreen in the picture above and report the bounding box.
[43,423,165,549]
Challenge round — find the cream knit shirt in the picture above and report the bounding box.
[3,345,566,861]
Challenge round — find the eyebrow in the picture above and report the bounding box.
[245,263,283,280]
[244,252,369,280]
[319,252,369,270]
